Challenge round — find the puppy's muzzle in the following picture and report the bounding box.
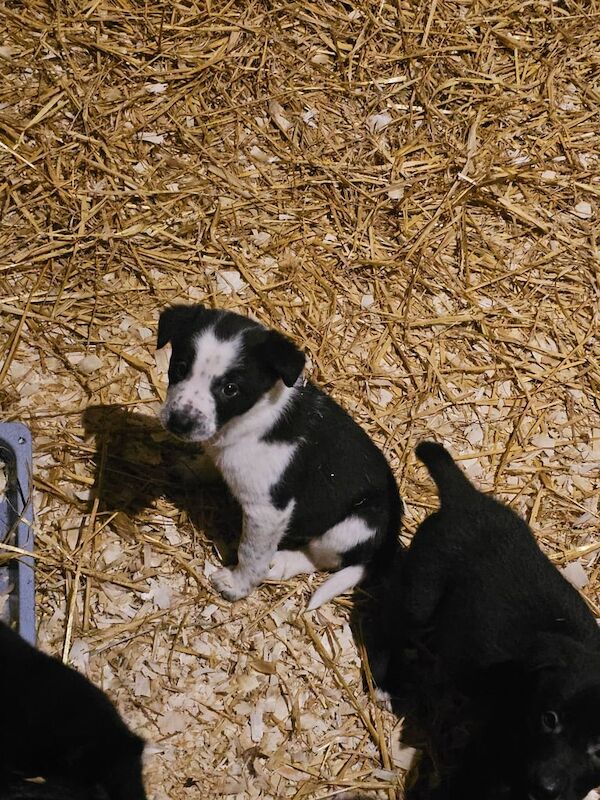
[166,409,195,437]
[162,403,215,441]
[528,772,567,800]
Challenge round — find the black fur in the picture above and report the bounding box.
[374,442,600,800]
[254,329,306,388]
[156,304,210,350]
[0,622,146,800]
[267,382,401,569]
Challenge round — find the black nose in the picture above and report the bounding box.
[167,411,194,436]
[530,774,566,800]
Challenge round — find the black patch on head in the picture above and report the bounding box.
[157,304,213,349]
[207,321,301,430]
[209,356,275,430]
[213,311,261,342]
[158,304,222,386]
[253,329,306,387]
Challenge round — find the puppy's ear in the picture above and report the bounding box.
[255,329,306,387]
[157,305,204,349]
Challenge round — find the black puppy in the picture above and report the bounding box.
[375,442,600,800]
[0,622,146,800]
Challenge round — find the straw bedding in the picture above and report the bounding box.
[1,0,599,797]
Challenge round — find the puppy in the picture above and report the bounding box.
[374,442,600,800]
[0,621,146,800]
[157,304,401,609]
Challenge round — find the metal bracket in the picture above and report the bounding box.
[0,422,35,644]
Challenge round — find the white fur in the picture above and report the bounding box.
[161,328,240,440]
[206,381,298,599]
[266,549,316,580]
[374,686,392,708]
[209,379,295,452]
[309,516,376,570]
[307,565,365,611]
[266,530,373,609]
[207,382,297,503]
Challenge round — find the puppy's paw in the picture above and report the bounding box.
[374,687,393,711]
[266,550,315,581]
[210,568,250,601]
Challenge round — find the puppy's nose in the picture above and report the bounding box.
[167,411,194,436]
[531,774,566,800]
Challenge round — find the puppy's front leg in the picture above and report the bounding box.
[211,507,284,601]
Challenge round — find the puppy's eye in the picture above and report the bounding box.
[541,711,560,732]
[589,744,600,764]
[171,361,188,381]
[222,382,239,398]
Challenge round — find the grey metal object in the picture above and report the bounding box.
[0,422,35,644]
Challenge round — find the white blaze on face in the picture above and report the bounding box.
[164,327,241,440]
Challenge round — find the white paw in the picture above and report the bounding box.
[266,554,286,581]
[210,567,250,601]
[266,552,296,580]
[374,687,393,711]
[266,550,315,581]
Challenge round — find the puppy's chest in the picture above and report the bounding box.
[212,436,297,505]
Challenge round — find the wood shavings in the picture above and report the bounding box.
[561,560,589,590]
[215,270,248,296]
[144,83,168,95]
[249,145,278,164]
[268,100,293,134]
[137,132,165,145]
[77,354,103,374]
[302,108,318,127]
[140,578,174,610]
[367,112,392,133]
[573,201,593,219]
[361,294,375,309]
[531,433,556,452]
[387,185,404,200]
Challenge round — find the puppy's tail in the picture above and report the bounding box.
[307,565,365,611]
[416,441,477,509]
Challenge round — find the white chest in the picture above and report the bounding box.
[205,381,299,508]
[212,437,296,505]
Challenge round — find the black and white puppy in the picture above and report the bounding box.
[0,621,146,800]
[157,304,401,609]
[373,442,600,800]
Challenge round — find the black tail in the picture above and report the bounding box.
[416,441,477,508]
